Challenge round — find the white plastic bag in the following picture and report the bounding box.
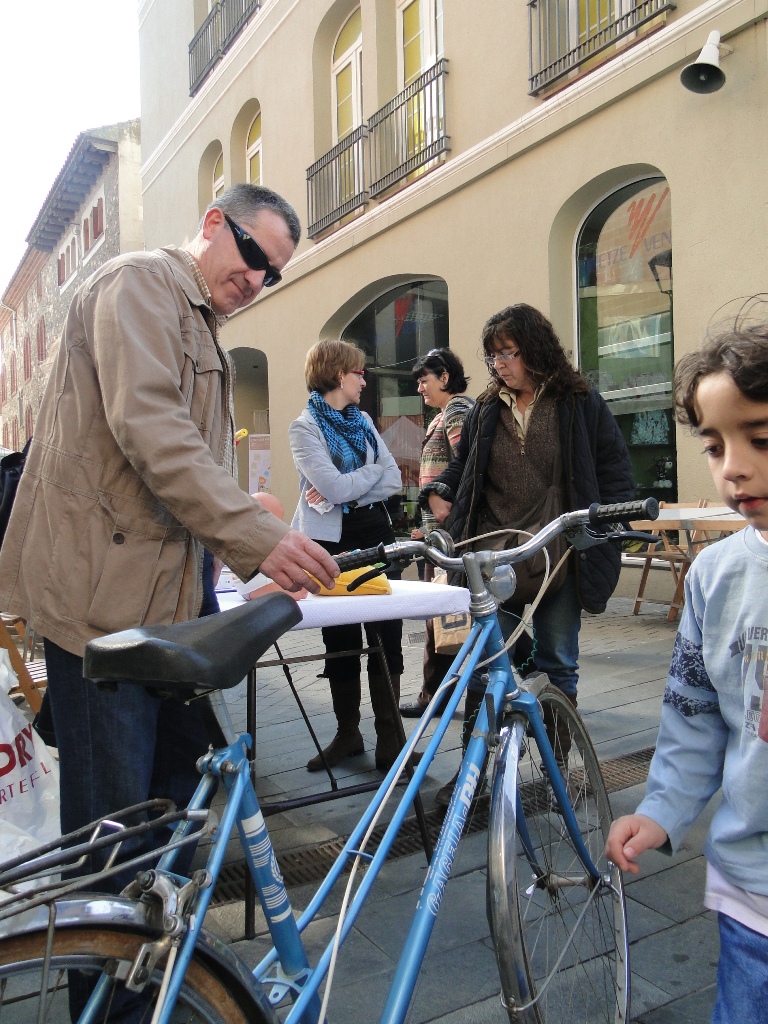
[0,649,60,867]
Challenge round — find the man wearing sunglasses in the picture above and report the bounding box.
[0,183,338,924]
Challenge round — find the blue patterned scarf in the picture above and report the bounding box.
[308,390,378,472]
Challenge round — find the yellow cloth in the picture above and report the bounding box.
[309,567,392,596]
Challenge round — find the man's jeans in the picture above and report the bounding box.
[712,913,768,1024]
[45,552,221,882]
[467,572,582,698]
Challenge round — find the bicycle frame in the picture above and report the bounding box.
[80,605,608,1024]
[26,499,654,1024]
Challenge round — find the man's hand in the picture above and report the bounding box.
[605,814,668,874]
[428,493,453,523]
[260,530,339,594]
[410,527,425,540]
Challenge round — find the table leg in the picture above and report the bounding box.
[368,626,434,863]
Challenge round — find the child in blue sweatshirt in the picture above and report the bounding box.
[606,309,768,1023]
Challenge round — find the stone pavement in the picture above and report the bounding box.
[205,595,720,1023]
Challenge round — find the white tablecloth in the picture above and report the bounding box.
[216,579,470,631]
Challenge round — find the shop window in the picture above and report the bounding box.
[577,177,674,502]
[341,279,449,532]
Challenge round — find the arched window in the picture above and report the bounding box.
[24,405,33,442]
[212,151,225,199]
[332,8,363,144]
[246,112,262,185]
[576,177,673,501]
[11,417,18,452]
[23,335,32,380]
[1,367,6,405]
[2,423,8,449]
[341,279,449,531]
[10,353,17,395]
[399,0,443,87]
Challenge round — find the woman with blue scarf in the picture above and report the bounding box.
[289,340,404,773]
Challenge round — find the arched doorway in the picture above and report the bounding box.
[577,177,674,502]
[230,348,270,494]
[341,279,449,532]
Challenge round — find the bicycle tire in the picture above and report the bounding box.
[487,682,629,1024]
[0,925,278,1024]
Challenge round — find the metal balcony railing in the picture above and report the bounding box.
[528,0,676,93]
[307,126,369,238]
[368,59,450,199]
[189,0,261,95]
[306,61,450,238]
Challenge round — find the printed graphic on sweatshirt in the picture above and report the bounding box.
[664,633,719,718]
[729,626,768,742]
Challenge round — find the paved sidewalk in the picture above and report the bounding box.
[206,596,719,1024]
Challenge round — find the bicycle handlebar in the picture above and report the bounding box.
[333,497,659,575]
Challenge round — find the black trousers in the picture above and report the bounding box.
[318,504,403,682]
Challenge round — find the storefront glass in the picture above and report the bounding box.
[342,279,449,532]
[577,178,675,502]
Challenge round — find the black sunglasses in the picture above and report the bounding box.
[223,213,282,287]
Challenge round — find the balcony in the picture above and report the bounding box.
[528,0,676,93]
[189,0,261,95]
[307,60,450,239]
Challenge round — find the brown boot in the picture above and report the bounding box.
[368,671,407,773]
[307,676,365,772]
[435,688,487,808]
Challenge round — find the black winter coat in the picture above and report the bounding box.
[420,388,635,614]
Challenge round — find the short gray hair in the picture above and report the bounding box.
[206,184,301,247]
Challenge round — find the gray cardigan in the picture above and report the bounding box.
[289,407,402,542]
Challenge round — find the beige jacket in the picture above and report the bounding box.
[0,247,289,656]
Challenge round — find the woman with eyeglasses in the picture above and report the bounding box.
[289,340,405,773]
[419,304,634,806]
[398,348,475,719]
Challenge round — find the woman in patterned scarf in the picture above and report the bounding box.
[289,340,404,773]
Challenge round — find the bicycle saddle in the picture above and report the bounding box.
[83,594,302,695]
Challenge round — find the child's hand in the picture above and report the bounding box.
[606,814,668,874]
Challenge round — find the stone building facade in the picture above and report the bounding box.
[0,120,142,451]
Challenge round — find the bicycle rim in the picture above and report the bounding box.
[0,926,276,1024]
[487,685,629,1024]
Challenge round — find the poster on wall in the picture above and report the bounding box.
[249,434,271,493]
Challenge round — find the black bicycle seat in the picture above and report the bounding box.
[83,594,302,695]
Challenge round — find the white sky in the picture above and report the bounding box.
[0,0,141,292]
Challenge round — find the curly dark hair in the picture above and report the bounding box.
[411,348,469,394]
[674,313,768,427]
[480,304,588,399]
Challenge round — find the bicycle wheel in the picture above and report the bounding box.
[0,925,278,1024]
[487,682,629,1024]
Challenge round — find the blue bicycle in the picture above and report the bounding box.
[0,497,657,1024]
